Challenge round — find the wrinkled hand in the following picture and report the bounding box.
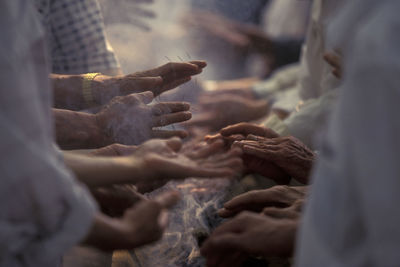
[234,135,315,184]
[131,138,244,193]
[323,51,342,79]
[201,212,297,266]
[218,185,308,218]
[185,96,269,132]
[91,184,146,217]
[95,91,191,145]
[93,61,206,104]
[205,123,291,184]
[118,191,180,248]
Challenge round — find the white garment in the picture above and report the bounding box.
[297,0,342,101]
[262,0,311,40]
[260,0,345,149]
[296,1,400,266]
[0,1,96,266]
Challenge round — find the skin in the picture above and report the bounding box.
[52,61,206,110]
[323,51,342,79]
[218,185,308,218]
[207,123,315,184]
[63,137,242,188]
[201,212,298,267]
[185,96,270,132]
[83,191,181,251]
[91,184,146,217]
[234,135,315,184]
[55,91,191,149]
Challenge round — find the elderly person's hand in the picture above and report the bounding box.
[218,185,308,218]
[93,61,207,104]
[185,96,270,132]
[201,212,297,266]
[234,135,315,184]
[95,91,191,145]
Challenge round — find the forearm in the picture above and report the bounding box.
[54,108,109,149]
[63,152,147,187]
[51,74,87,110]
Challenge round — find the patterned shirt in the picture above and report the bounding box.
[34,0,120,74]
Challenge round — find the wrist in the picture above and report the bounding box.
[92,75,120,105]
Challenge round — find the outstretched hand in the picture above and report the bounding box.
[93,61,207,104]
[95,91,191,146]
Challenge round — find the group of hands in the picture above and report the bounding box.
[57,52,318,262]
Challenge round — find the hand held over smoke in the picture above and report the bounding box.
[130,138,244,192]
[218,185,308,218]
[95,91,191,146]
[92,61,207,104]
[85,191,180,251]
[234,135,315,184]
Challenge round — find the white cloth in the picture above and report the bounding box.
[296,1,400,266]
[262,0,311,40]
[260,0,345,149]
[297,0,342,101]
[0,1,96,266]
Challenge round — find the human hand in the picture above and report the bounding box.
[90,143,138,156]
[323,51,342,79]
[91,184,146,217]
[185,96,269,132]
[92,61,206,104]
[201,77,260,99]
[201,212,298,266]
[95,91,191,146]
[234,135,315,184]
[84,191,180,251]
[133,139,243,193]
[218,185,308,218]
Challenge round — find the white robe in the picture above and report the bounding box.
[0,1,96,266]
[295,1,400,265]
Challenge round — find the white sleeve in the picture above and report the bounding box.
[0,1,97,265]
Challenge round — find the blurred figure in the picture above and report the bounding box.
[185,0,311,79]
[296,0,400,265]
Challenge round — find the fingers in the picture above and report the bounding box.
[152,111,192,127]
[152,129,188,139]
[188,60,207,69]
[154,190,181,209]
[188,139,225,159]
[160,76,192,93]
[184,112,214,128]
[165,137,183,152]
[151,102,190,116]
